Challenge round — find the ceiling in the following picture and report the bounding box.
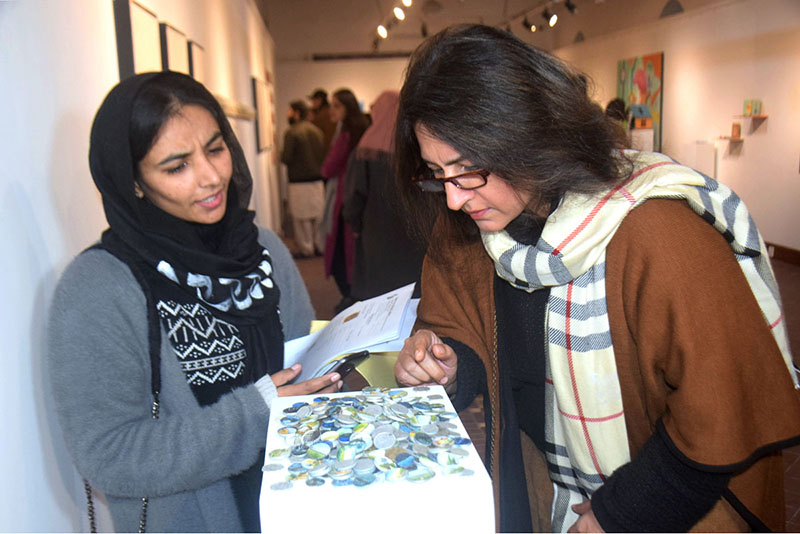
[255,0,725,61]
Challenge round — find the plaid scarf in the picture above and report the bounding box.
[481,150,795,531]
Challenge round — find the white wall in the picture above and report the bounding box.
[272,0,800,250]
[554,0,800,250]
[0,0,277,531]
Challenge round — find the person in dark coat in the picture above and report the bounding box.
[342,90,426,300]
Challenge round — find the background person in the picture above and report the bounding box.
[281,99,326,258]
[46,72,341,533]
[392,24,800,533]
[342,90,426,300]
[320,88,370,313]
[309,87,336,154]
[604,97,630,147]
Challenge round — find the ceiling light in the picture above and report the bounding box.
[530,23,537,32]
[565,0,577,13]
[542,9,558,27]
[394,7,405,20]
[377,25,388,38]
[660,0,684,17]
[402,0,413,6]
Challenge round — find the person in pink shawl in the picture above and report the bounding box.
[320,88,369,312]
[342,90,426,301]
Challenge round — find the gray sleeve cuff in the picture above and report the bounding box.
[254,374,279,410]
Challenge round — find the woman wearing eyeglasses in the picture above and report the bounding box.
[393,24,800,533]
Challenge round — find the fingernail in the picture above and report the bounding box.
[337,380,343,389]
[291,364,301,371]
[440,376,448,384]
[330,373,341,382]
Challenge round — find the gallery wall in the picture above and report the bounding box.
[0,0,278,530]
[555,0,800,251]
[272,0,800,251]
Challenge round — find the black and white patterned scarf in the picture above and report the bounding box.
[90,72,284,405]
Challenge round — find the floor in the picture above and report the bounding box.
[288,240,800,530]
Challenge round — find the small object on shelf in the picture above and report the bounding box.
[743,98,762,116]
[731,122,741,138]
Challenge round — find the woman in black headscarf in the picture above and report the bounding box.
[46,72,340,532]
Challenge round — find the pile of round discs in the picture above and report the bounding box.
[264,386,476,490]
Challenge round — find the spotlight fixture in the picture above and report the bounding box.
[530,23,537,32]
[402,0,412,6]
[393,7,405,20]
[377,24,388,38]
[565,0,577,14]
[543,8,558,27]
[421,22,428,37]
[522,16,531,31]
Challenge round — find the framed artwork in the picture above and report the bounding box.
[113,0,162,80]
[160,23,190,74]
[188,40,205,84]
[617,52,664,152]
[252,77,273,152]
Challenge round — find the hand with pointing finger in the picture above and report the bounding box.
[394,329,457,392]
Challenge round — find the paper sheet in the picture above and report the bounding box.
[284,285,416,382]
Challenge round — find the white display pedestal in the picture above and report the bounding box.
[259,386,495,533]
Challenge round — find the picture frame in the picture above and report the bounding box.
[188,40,205,84]
[113,0,162,80]
[617,52,664,152]
[159,23,190,74]
[252,77,273,152]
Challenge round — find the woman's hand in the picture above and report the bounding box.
[270,364,342,397]
[394,329,457,388]
[567,501,605,533]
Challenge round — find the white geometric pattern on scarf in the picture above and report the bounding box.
[157,249,275,312]
[481,150,797,531]
[156,300,247,386]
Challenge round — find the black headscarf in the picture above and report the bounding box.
[89,71,261,278]
[89,71,285,396]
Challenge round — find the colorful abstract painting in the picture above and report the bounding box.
[617,52,663,152]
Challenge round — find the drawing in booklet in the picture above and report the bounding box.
[284,283,418,383]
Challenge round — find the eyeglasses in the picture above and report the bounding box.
[412,167,490,192]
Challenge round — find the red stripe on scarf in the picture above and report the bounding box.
[558,409,625,423]
[769,313,784,330]
[552,161,676,255]
[565,281,606,480]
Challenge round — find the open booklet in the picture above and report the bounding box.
[284,283,418,383]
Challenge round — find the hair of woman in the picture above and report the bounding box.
[394,24,629,249]
[333,88,370,150]
[128,71,252,207]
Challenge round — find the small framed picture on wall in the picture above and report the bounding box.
[188,40,205,84]
[159,23,189,74]
[113,0,161,80]
[252,77,273,152]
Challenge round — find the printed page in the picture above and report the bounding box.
[284,284,415,382]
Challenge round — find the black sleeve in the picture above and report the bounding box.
[442,337,488,412]
[591,420,732,532]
